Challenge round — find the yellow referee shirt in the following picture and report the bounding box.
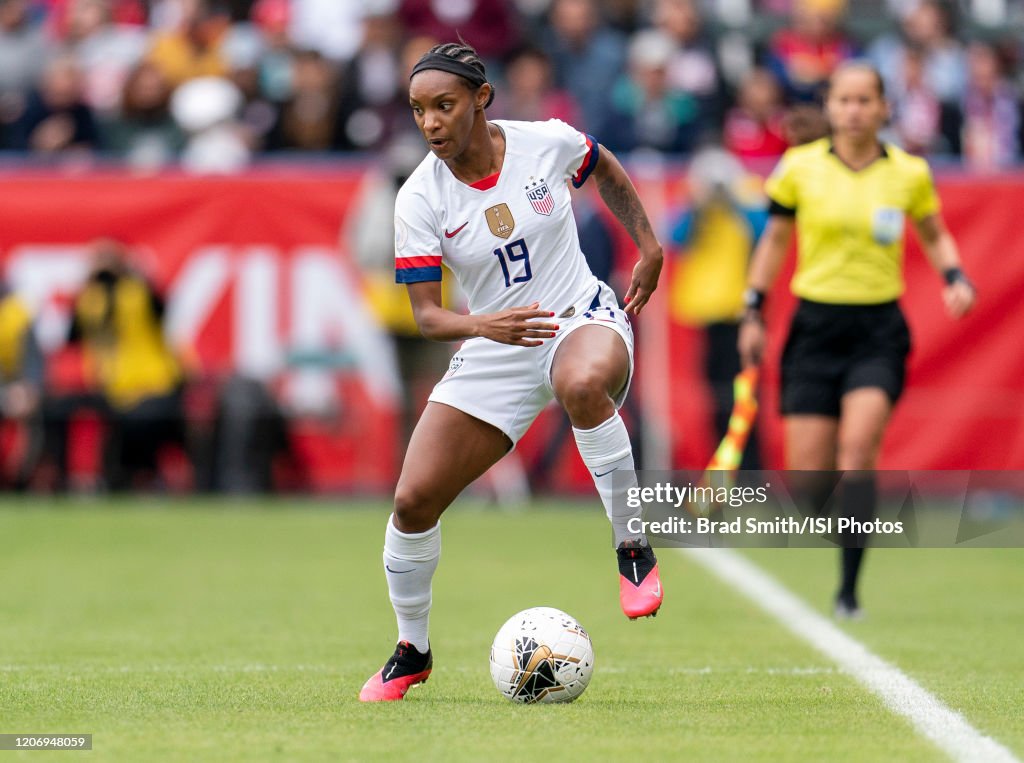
[764,138,940,305]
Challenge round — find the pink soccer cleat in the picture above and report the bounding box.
[359,641,432,702]
[617,541,664,620]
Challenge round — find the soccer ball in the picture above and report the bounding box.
[489,607,594,704]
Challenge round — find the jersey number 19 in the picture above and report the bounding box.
[493,238,533,288]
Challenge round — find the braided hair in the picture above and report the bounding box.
[412,41,495,107]
[427,42,487,81]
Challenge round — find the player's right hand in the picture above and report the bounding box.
[738,314,766,368]
[476,302,559,347]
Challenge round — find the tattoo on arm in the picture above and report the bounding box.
[595,171,655,248]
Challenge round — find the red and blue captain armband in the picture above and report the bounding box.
[396,255,443,284]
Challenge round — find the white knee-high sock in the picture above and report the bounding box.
[383,514,440,653]
[573,412,646,547]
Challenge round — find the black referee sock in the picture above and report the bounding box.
[838,474,876,600]
[839,547,865,600]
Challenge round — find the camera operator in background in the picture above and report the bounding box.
[0,281,45,489]
[668,146,766,469]
[45,239,185,491]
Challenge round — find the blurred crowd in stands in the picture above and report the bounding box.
[0,0,1022,171]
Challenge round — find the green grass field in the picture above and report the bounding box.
[2,499,1022,762]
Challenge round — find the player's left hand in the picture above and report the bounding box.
[624,248,663,316]
[943,280,975,319]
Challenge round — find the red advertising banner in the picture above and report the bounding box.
[0,169,400,491]
[0,168,1021,494]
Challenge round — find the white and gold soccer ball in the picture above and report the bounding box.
[489,607,594,704]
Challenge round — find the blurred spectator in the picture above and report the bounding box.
[960,42,1021,171]
[604,0,645,32]
[46,0,148,35]
[266,49,339,151]
[398,0,520,64]
[77,241,184,489]
[869,0,966,107]
[886,45,959,156]
[49,240,185,491]
[601,29,701,155]
[667,147,766,468]
[0,282,44,489]
[766,0,857,101]
[653,0,728,126]
[0,0,51,147]
[512,0,552,37]
[209,374,291,493]
[171,74,250,171]
[0,0,1014,172]
[288,0,366,62]
[146,0,232,86]
[723,67,789,162]
[335,10,402,151]
[13,55,100,154]
[66,0,148,115]
[250,0,293,104]
[389,33,438,145]
[490,46,580,124]
[781,101,829,145]
[228,61,278,152]
[104,61,184,167]
[542,0,626,132]
[215,0,290,151]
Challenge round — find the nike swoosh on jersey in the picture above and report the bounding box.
[385,565,415,574]
[444,222,469,238]
[594,468,618,478]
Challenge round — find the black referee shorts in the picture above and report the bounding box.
[781,299,911,417]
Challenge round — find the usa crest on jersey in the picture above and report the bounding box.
[526,179,554,216]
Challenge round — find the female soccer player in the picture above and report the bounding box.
[360,42,665,701]
[739,61,975,618]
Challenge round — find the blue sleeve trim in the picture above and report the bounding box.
[396,267,443,284]
[571,135,600,188]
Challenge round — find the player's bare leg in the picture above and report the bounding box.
[393,402,512,531]
[360,402,511,702]
[550,325,662,619]
[833,388,892,618]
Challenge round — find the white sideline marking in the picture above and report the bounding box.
[680,547,1020,763]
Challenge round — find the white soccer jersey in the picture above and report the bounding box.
[394,119,603,315]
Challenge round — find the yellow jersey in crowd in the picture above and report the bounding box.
[72,275,181,409]
[0,293,33,382]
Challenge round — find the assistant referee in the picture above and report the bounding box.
[738,61,976,618]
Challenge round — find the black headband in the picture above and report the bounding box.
[410,54,495,108]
